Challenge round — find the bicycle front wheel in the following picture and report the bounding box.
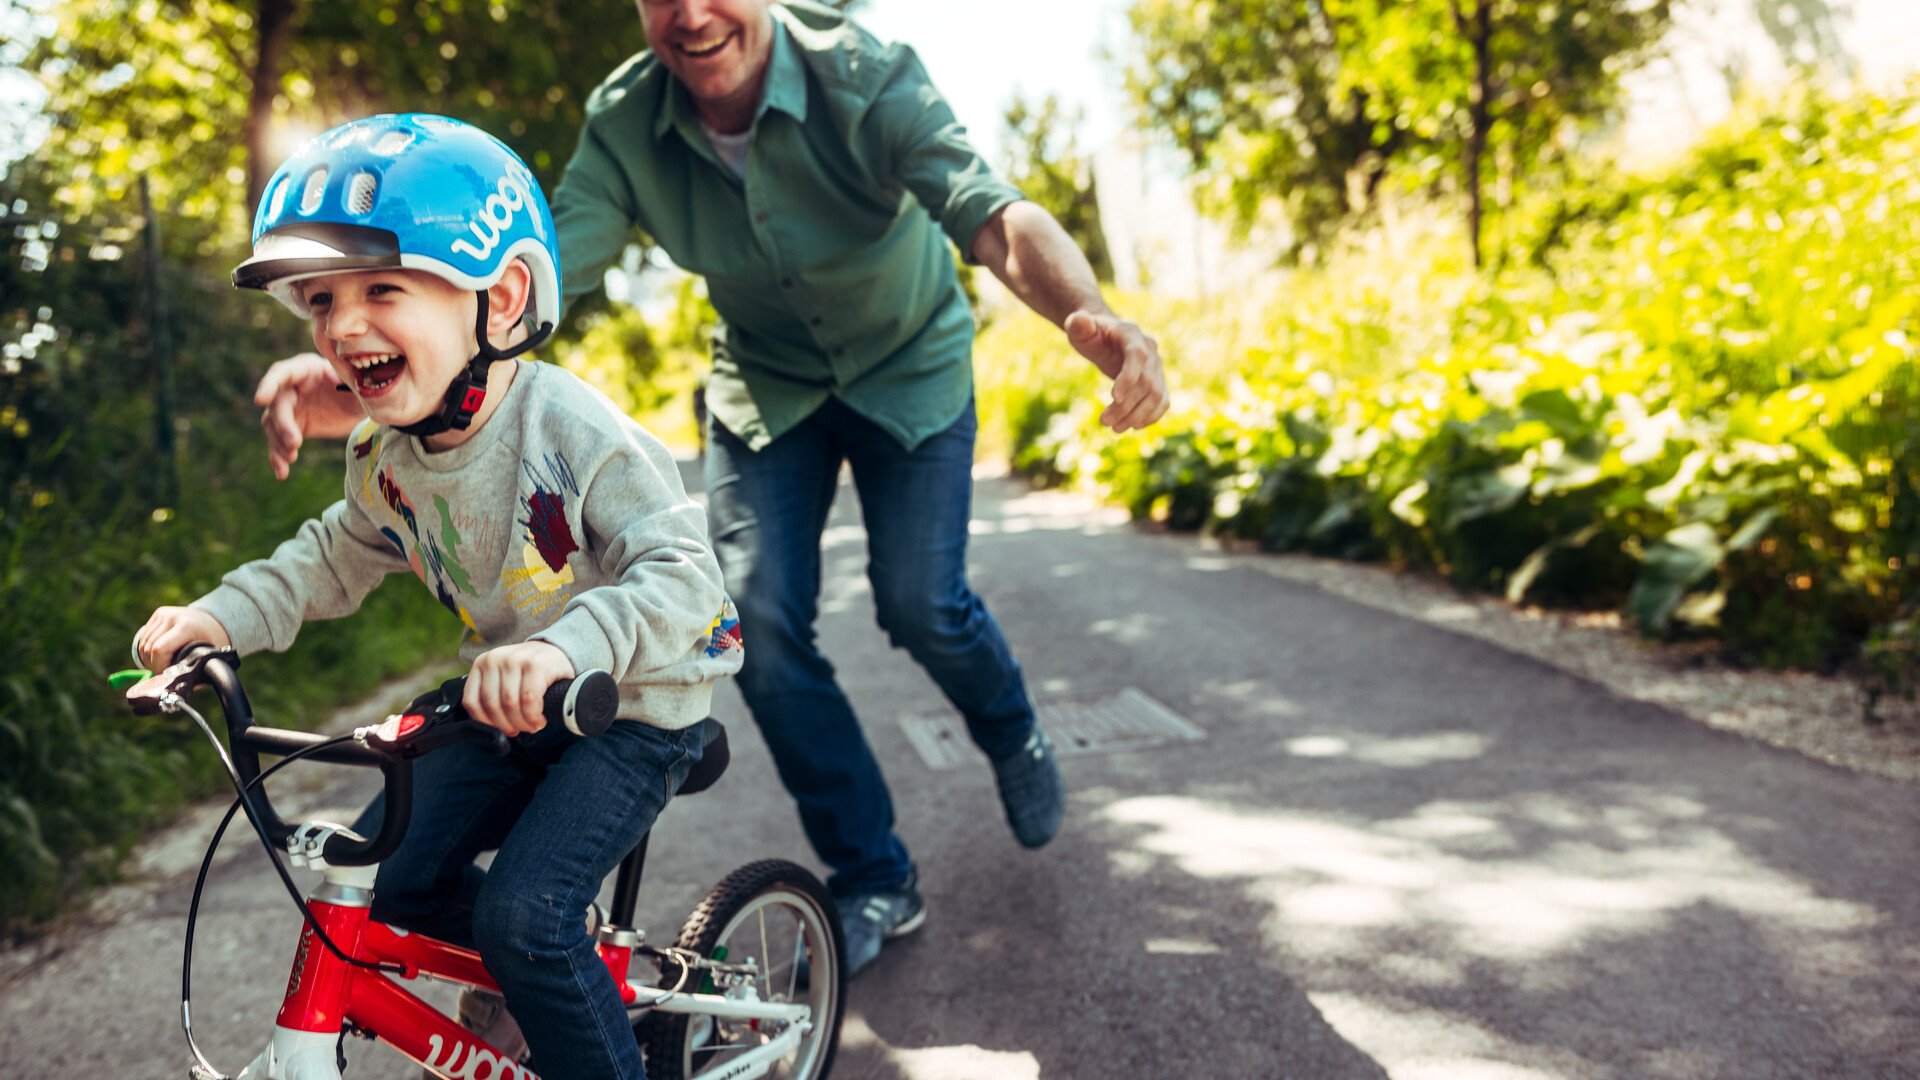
[642,859,845,1080]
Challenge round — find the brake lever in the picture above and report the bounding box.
[359,676,510,759]
[122,646,242,716]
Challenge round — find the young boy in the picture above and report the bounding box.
[132,114,742,1080]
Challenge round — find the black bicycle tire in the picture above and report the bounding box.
[640,859,846,1080]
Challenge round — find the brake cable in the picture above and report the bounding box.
[173,696,406,1077]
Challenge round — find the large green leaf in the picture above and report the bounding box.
[1626,522,1724,633]
[1441,462,1531,528]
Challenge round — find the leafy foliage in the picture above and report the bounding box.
[0,144,459,933]
[999,91,1113,283]
[25,0,645,229]
[1122,0,1673,259]
[978,79,1920,687]
[0,0,659,934]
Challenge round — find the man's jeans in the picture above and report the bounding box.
[706,396,1036,896]
[352,719,704,1080]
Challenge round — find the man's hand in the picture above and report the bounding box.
[464,641,578,735]
[133,607,233,671]
[1066,311,1170,433]
[971,204,1171,434]
[254,352,364,480]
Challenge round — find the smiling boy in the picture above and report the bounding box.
[133,114,742,1079]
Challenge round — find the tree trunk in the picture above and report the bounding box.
[243,0,298,215]
[1453,0,1493,269]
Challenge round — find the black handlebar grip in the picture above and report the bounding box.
[547,669,618,737]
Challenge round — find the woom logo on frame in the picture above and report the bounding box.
[422,1031,535,1079]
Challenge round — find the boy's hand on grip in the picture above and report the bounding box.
[132,607,232,672]
[465,641,577,735]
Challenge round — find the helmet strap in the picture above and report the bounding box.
[396,290,555,438]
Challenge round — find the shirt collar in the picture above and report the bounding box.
[654,16,808,142]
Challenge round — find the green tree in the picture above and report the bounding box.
[27,0,644,237]
[1124,0,1674,265]
[1124,0,1391,251]
[999,91,1114,283]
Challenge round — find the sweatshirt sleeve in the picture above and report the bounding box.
[552,119,643,320]
[190,454,408,656]
[527,390,729,683]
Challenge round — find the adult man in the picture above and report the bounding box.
[255,0,1169,976]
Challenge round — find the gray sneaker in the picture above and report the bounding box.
[836,872,926,978]
[422,988,525,1077]
[992,727,1065,848]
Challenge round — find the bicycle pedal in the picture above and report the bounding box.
[189,1066,230,1080]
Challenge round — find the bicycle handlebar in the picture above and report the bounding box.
[124,644,620,866]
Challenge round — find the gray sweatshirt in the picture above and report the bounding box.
[193,360,742,728]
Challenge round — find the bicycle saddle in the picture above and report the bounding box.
[678,718,729,796]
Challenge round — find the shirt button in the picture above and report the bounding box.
[832,347,846,358]
[810,317,823,327]
[754,211,768,224]
[781,278,794,288]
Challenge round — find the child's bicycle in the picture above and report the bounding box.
[118,644,845,1080]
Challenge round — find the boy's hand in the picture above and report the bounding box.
[255,352,364,480]
[133,607,233,671]
[465,642,577,735]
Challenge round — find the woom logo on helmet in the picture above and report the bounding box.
[449,161,539,263]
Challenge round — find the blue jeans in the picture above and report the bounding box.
[706,396,1036,896]
[353,720,704,1080]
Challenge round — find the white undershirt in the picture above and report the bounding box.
[701,123,751,180]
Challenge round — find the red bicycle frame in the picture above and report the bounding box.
[264,892,640,1080]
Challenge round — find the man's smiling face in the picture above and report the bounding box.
[638,0,775,130]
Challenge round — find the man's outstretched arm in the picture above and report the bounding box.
[971,200,1169,433]
[253,353,363,479]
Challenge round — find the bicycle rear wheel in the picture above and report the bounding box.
[641,859,845,1080]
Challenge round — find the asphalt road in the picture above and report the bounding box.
[4,466,1918,1079]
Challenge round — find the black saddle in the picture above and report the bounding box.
[678,717,729,796]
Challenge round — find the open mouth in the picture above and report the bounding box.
[676,33,734,61]
[347,352,407,396]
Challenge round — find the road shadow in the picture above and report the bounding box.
[806,475,1920,1078]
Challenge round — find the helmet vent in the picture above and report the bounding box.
[265,175,290,222]
[345,172,378,215]
[299,168,329,215]
[372,129,414,155]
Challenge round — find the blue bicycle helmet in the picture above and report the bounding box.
[233,114,562,436]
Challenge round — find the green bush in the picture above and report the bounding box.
[0,186,456,933]
[976,79,1920,686]
[0,407,456,932]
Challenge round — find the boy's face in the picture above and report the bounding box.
[298,268,477,429]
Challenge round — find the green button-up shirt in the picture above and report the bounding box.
[550,1,1025,450]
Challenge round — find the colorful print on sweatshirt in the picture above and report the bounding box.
[502,451,582,622]
[704,599,743,659]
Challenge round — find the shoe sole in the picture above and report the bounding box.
[885,906,928,940]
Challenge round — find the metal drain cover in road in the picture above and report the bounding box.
[901,688,1205,770]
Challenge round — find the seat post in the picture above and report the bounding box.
[608,833,649,928]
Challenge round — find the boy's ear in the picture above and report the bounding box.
[483,259,534,342]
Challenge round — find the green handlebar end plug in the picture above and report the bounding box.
[108,669,152,690]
